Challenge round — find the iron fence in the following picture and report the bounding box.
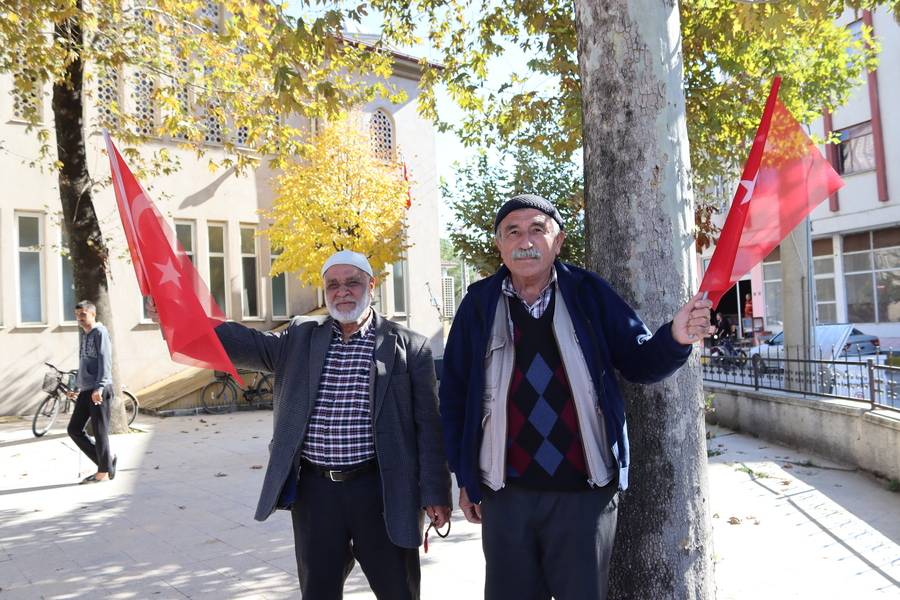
[701,345,900,412]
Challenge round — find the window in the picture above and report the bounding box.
[370,109,394,160]
[843,227,900,323]
[203,103,224,144]
[17,214,44,324]
[270,247,288,319]
[240,226,259,318]
[836,122,875,175]
[93,32,121,129]
[813,238,836,323]
[131,69,156,136]
[199,0,221,32]
[60,227,76,323]
[392,257,407,315]
[208,224,228,315]
[762,246,782,328]
[175,221,195,264]
[11,70,42,122]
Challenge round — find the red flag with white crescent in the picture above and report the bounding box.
[104,130,239,378]
[699,78,845,308]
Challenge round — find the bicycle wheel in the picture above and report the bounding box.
[32,394,61,437]
[257,374,275,409]
[200,379,238,414]
[122,391,139,425]
[733,349,748,370]
[709,347,728,372]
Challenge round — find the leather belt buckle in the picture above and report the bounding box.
[328,470,348,482]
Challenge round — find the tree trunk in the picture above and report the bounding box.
[573,0,714,597]
[53,9,128,435]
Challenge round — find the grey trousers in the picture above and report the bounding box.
[480,482,619,600]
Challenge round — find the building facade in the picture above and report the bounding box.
[700,7,900,348]
[0,33,443,416]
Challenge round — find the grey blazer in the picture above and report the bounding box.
[215,312,452,548]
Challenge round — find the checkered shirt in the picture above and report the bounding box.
[301,314,376,468]
[501,267,558,335]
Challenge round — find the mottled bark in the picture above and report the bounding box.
[53,8,127,434]
[572,0,714,597]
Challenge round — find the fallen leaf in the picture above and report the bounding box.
[215,431,221,434]
[11,453,20,458]
[251,465,263,469]
[199,419,207,423]
[713,513,719,518]
[728,517,742,525]
[781,480,791,485]
[21,473,28,476]
[154,466,160,469]
[177,506,186,510]
[215,472,227,477]
[181,431,189,434]
[784,464,793,469]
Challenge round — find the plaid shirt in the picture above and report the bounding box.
[501,267,558,335]
[301,313,376,467]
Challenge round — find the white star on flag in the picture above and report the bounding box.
[154,258,182,289]
[739,171,758,205]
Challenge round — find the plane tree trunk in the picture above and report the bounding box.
[573,0,715,596]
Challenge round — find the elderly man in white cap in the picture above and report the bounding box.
[148,249,451,600]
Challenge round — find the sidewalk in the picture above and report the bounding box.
[0,412,898,599]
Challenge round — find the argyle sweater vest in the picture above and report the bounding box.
[506,293,589,491]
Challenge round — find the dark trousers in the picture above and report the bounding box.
[480,482,619,600]
[290,466,420,600]
[67,389,113,473]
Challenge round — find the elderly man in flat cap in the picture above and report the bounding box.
[149,249,451,600]
[439,195,711,600]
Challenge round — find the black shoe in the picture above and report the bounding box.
[80,474,105,484]
[109,455,118,480]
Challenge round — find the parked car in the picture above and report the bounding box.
[748,324,880,373]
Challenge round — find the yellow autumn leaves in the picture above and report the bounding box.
[262,111,412,287]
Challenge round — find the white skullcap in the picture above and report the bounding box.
[321,250,374,280]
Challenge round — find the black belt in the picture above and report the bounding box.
[301,458,377,482]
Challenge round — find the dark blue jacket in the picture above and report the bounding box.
[439,260,692,503]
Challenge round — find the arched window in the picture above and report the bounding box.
[370,109,394,160]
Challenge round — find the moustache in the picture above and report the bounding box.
[512,247,543,260]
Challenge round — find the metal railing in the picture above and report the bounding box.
[701,345,900,412]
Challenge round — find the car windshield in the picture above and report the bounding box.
[769,332,784,345]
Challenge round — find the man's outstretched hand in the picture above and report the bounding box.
[671,292,713,346]
[145,297,160,324]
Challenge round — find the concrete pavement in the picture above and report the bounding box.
[1,412,899,598]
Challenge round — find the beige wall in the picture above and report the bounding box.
[706,383,900,483]
[0,59,442,416]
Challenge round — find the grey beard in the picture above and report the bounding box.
[327,294,372,324]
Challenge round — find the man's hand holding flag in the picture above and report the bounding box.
[103,130,240,379]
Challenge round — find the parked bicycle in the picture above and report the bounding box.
[708,335,748,373]
[200,369,274,414]
[33,363,138,437]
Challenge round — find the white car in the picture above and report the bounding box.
[748,324,880,373]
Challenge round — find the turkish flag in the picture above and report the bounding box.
[103,130,239,378]
[699,78,845,308]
